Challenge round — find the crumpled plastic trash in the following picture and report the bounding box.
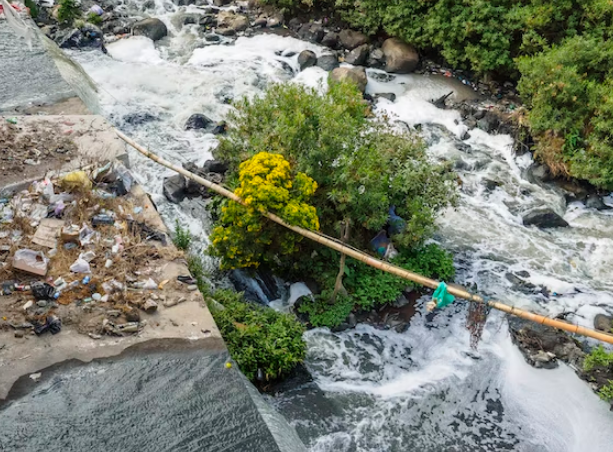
[89,4,103,16]
[79,223,96,246]
[34,315,62,335]
[80,250,96,262]
[70,257,91,274]
[59,170,92,192]
[31,282,56,300]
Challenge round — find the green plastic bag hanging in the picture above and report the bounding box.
[427,282,455,311]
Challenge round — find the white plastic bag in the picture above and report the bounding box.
[70,257,91,274]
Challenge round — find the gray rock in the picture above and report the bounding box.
[338,29,368,50]
[133,18,168,41]
[594,314,613,332]
[586,194,609,211]
[367,48,385,69]
[163,174,187,204]
[199,15,217,27]
[213,0,232,5]
[298,23,324,43]
[382,38,419,73]
[329,66,368,93]
[477,112,500,133]
[522,208,569,228]
[288,17,302,31]
[14,329,25,338]
[217,11,249,32]
[185,113,213,130]
[344,44,369,66]
[297,50,317,71]
[321,31,339,49]
[253,17,268,28]
[204,33,221,42]
[375,93,396,102]
[530,164,552,183]
[347,313,357,328]
[316,54,339,71]
[216,27,236,36]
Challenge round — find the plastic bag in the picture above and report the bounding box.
[70,257,91,273]
[60,171,92,192]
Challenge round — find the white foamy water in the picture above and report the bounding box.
[68,1,613,449]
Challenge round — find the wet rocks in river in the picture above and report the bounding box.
[594,314,613,332]
[375,93,396,102]
[321,31,339,49]
[298,23,324,43]
[508,318,585,370]
[217,11,249,33]
[329,67,367,93]
[522,208,569,228]
[338,29,368,50]
[163,175,187,204]
[202,159,228,174]
[367,48,385,69]
[381,38,419,74]
[316,54,339,71]
[344,44,369,66]
[132,18,168,41]
[297,50,317,71]
[185,113,213,130]
[585,194,609,211]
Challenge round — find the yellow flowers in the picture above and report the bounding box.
[210,152,320,270]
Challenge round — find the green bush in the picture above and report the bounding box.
[209,290,306,383]
[584,345,613,372]
[518,37,613,188]
[24,0,38,19]
[86,12,103,26]
[57,0,81,25]
[215,82,457,256]
[598,381,613,402]
[173,220,192,251]
[294,243,455,328]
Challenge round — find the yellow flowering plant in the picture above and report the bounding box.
[210,152,319,269]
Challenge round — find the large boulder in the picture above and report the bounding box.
[298,23,324,43]
[316,54,339,71]
[329,67,368,93]
[132,18,168,41]
[217,11,249,32]
[594,314,613,332]
[321,31,339,49]
[586,194,610,211]
[522,208,569,228]
[381,38,419,73]
[339,29,368,50]
[297,50,317,71]
[344,44,369,66]
[185,113,213,130]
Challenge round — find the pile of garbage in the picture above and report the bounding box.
[0,162,196,340]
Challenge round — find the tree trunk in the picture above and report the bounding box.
[330,220,350,303]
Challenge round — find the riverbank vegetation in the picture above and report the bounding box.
[211,81,457,327]
[584,345,613,403]
[262,0,613,189]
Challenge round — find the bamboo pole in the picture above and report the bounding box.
[115,129,613,345]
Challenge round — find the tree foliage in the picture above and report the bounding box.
[57,0,81,25]
[210,290,306,383]
[215,82,457,259]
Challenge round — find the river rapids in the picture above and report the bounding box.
[54,0,613,449]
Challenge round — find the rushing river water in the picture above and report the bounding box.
[57,0,613,449]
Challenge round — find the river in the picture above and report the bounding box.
[60,0,613,450]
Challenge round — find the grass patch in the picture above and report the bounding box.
[173,219,192,251]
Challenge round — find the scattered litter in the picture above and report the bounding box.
[143,299,158,313]
[13,249,49,276]
[69,258,91,274]
[22,300,33,310]
[29,372,42,381]
[163,296,187,308]
[80,251,96,262]
[33,315,62,335]
[31,282,56,300]
[177,275,197,285]
[133,206,143,214]
[92,214,114,227]
[32,218,64,248]
[105,259,113,269]
[6,117,18,125]
[187,285,198,291]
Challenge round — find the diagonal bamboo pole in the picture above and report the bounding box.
[115,129,613,345]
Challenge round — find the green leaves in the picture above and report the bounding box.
[210,290,306,382]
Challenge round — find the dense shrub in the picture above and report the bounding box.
[210,152,319,269]
[215,82,457,257]
[57,0,81,25]
[209,290,306,383]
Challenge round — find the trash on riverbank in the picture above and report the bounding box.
[0,162,195,339]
